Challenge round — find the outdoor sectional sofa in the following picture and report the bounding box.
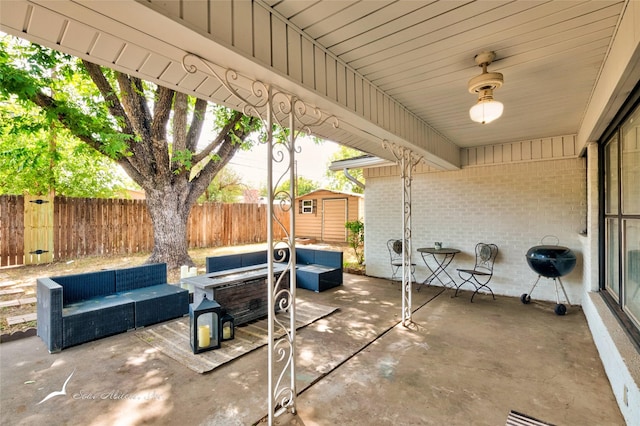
[37,263,188,353]
[206,247,343,292]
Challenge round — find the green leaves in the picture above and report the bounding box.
[0,38,133,198]
[0,112,133,197]
[171,148,194,174]
[326,146,365,194]
[1,35,131,160]
[198,168,246,203]
[345,219,365,265]
[274,177,318,199]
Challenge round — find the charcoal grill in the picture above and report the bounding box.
[521,236,576,315]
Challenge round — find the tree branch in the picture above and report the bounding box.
[80,61,151,181]
[151,85,174,144]
[172,92,188,152]
[189,133,240,205]
[189,115,259,204]
[186,98,208,152]
[81,61,135,136]
[116,73,153,142]
[191,109,243,165]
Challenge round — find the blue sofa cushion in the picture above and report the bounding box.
[52,270,116,305]
[115,263,167,292]
[63,294,133,316]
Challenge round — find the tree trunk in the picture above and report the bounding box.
[145,187,194,269]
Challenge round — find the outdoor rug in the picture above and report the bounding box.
[136,300,338,374]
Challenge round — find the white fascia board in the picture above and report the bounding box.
[328,157,395,171]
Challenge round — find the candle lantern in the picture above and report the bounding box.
[190,295,221,354]
[220,310,235,341]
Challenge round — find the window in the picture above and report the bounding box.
[299,199,316,214]
[601,89,640,346]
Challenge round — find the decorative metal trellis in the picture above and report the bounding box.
[182,54,338,424]
[382,141,423,326]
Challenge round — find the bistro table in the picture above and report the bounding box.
[417,247,461,289]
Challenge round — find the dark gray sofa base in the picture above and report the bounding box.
[297,264,343,292]
[295,248,343,292]
[122,284,189,328]
[37,263,188,352]
[62,297,136,348]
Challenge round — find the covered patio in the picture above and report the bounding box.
[0,273,623,425]
[1,1,639,424]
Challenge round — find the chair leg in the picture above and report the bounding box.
[391,264,399,281]
[470,281,495,302]
[453,276,472,298]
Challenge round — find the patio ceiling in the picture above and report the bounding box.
[1,0,637,169]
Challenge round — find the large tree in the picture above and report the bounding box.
[0,102,134,197]
[0,37,260,268]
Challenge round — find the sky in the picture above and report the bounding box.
[226,138,341,189]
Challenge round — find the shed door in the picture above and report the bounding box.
[322,199,347,242]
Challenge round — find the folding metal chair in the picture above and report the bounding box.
[454,243,498,302]
[387,239,416,282]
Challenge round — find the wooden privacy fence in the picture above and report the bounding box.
[0,195,24,267]
[0,195,290,267]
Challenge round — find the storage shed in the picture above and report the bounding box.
[295,189,363,243]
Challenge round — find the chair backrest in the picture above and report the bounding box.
[474,243,498,274]
[387,239,404,262]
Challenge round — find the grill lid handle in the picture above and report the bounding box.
[540,235,560,246]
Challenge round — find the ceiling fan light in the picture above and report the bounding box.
[468,51,504,124]
[469,99,503,124]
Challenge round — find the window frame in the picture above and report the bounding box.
[299,199,316,214]
[599,80,640,351]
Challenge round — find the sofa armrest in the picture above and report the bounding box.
[37,278,63,353]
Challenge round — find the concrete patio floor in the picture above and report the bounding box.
[0,273,625,425]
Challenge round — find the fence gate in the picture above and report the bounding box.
[23,194,54,264]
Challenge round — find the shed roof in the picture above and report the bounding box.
[296,189,363,200]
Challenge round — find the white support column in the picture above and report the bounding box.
[382,141,423,325]
[266,89,297,422]
[182,53,337,425]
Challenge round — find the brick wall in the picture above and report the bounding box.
[365,157,587,303]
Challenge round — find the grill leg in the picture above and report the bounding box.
[555,277,572,306]
[527,275,542,296]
